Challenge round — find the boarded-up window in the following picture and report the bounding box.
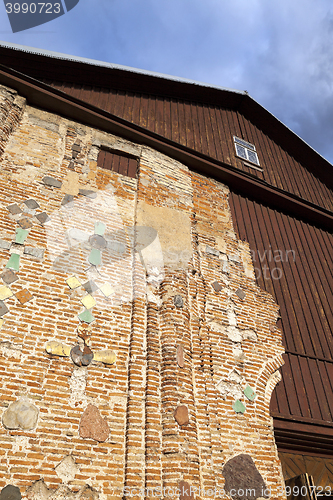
[97,150,137,178]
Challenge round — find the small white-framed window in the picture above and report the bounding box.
[233,136,260,166]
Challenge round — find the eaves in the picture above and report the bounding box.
[0,63,332,232]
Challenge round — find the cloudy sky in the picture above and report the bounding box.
[1,0,333,165]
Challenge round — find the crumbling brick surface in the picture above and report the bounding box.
[0,85,286,500]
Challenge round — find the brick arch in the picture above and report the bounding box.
[254,354,284,406]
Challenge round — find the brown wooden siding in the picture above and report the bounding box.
[229,191,333,430]
[42,81,333,212]
[273,353,333,422]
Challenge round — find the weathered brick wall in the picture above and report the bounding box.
[0,84,286,500]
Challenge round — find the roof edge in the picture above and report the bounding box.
[0,63,332,232]
[0,40,246,96]
[1,41,331,175]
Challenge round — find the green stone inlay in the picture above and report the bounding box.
[94,222,106,236]
[78,309,95,324]
[89,248,101,266]
[243,385,256,401]
[232,399,246,414]
[15,227,29,245]
[6,253,20,271]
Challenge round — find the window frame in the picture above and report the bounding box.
[233,136,261,167]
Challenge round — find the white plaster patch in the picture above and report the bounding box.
[136,201,192,270]
[12,164,39,184]
[139,231,164,279]
[61,171,80,196]
[69,367,88,407]
[12,435,31,453]
[228,254,241,263]
[216,380,243,400]
[216,368,247,399]
[216,236,227,254]
[232,344,245,361]
[242,329,257,342]
[238,241,255,279]
[67,228,89,243]
[55,455,79,483]
[227,308,237,326]
[228,369,244,385]
[25,479,50,500]
[0,341,23,360]
[221,258,229,273]
[226,326,242,343]
[26,481,99,500]
[108,395,127,411]
[10,243,25,255]
[208,323,256,346]
[208,321,226,334]
[146,287,162,306]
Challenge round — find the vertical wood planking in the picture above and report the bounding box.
[177,100,187,148]
[203,105,218,160]
[118,156,128,176]
[147,95,157,134]
[53,82,333,210]
[259,204,303,353]
[154,97,164,137]
[215,108,235,165]
[189,103,202,153]
[280,355,302,417]
[307,359,332,421]
[270,369,291,416]
[288,355,311,418]
[162,98,172,140]
[229,189,333,426]
[195,102,209,156]
[208,106,224,162]
[170,98,180,144]
[225,108,245,171]
[131,93,142,126]
[139,92,149,129]
[273,210,321,358]
[284,216,333,358]
[242,116,278,186]
[128,158,138,179]
[183,101,195,151]
[297,357,323,420]
[235,114,264,180]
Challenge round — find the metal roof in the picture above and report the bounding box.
[0,40,246,95]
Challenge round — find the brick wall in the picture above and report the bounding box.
[0,84,286,500]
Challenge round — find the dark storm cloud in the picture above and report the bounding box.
[1,0,333,164]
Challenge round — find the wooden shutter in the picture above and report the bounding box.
[97,150,137,178]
